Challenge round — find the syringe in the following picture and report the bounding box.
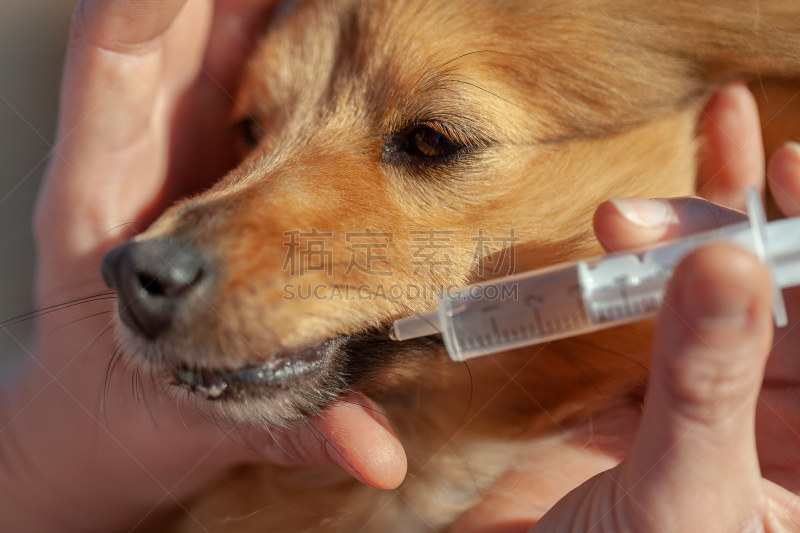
[391,190,800,362]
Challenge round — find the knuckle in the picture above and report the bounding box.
[67,0,162,56]
[660,353,747,416]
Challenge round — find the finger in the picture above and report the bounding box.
[314,394,408,490]
[57,0,201,156]
[768,142,800,217]
[697,82,765,211]
[204,0,280,88]
[624,245,773,529]
[73,0,193,50]
[593,196,746,252]
[160,0,281,209]
[36,0,210,258]
[234,394,407,490]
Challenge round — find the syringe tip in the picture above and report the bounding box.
[390,311,441,341]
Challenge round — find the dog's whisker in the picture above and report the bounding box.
[176,394,188,429]
[358,378,415,393]
[569,338,651,377]
[0,292,116,328]
[438,49,504,70]
[46,310,113,336]
[136,367,160,432]
[339,398,388,419]
[102,345,122,425]
[131,366,138,402]
[148,371,162,399]
[303,420,366,481]
[264,425,295,462]
[551,348,610,409]
[102,220,149,237]
[450,79,527,112]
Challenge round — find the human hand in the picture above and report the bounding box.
[448,82,800,532]
[0,1,405,531]
[596,81,800,493]
[532,84,800,530]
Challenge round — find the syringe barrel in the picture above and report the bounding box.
[431,189,798,362]
[438,220,761,362]
[438,262,596,361]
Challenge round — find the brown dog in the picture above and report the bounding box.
[100,0,800,530]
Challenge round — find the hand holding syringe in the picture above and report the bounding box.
[392,189,800,361]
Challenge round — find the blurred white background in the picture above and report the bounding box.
[0,0,80,366]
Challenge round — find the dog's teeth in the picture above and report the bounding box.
[197,382,228,399]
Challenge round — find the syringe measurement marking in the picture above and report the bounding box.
[533,308,545,333]
[463,287,593,350]
[591,293,662,324]
[460,278,667,350]
[463,308,593,350]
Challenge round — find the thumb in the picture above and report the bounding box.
[623,244,773,531]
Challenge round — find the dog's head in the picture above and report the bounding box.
[102,0,722,427]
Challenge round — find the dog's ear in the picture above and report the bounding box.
[647,2,800,81]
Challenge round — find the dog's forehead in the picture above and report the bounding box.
[245,0,527,121]
[244,0,704,144]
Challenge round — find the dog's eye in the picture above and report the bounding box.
[382,122,479,169]
[404,126,463,158]
[233,117,264,154]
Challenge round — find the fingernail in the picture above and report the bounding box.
[783,141,800,157]
[609,198,675,228]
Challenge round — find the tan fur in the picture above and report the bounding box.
[114,0,800,530]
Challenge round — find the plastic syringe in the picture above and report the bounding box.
[391,190,800,362]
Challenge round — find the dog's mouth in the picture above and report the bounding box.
[170,337,348,401]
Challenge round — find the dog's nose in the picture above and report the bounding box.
[101,239,212,339]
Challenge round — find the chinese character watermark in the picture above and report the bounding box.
[283,228,333,276]
[345,229,393,276]
[410,228,454,276]
[470,228,519,276]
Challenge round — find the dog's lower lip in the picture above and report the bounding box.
[171,338,346,401]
